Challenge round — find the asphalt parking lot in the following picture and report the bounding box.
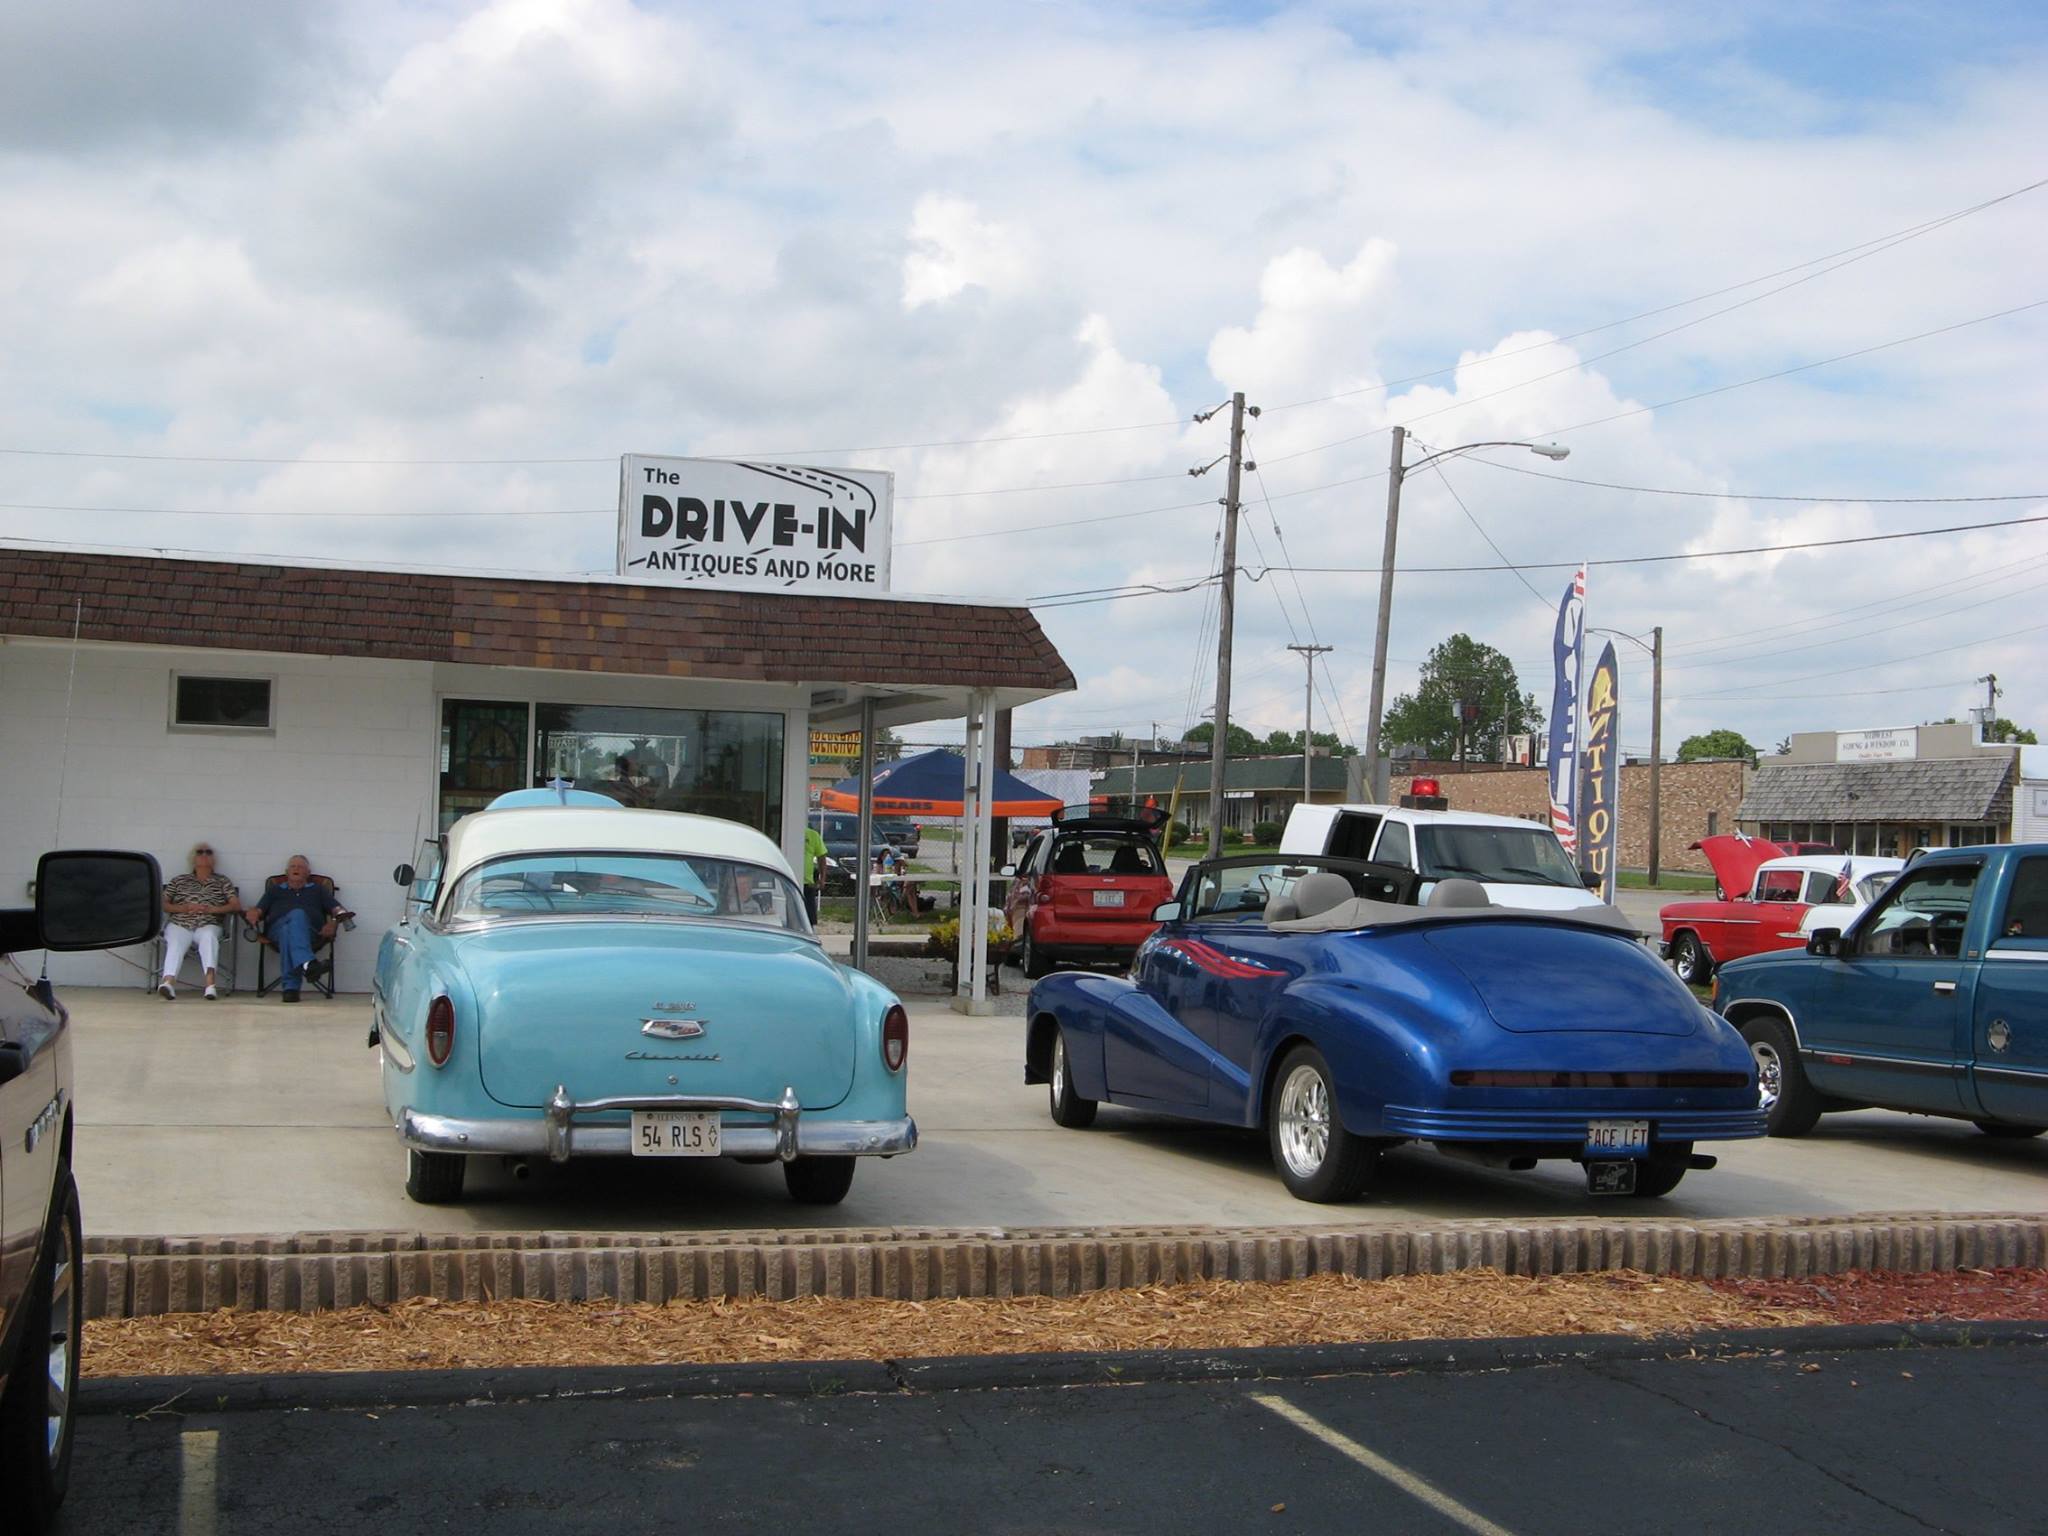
[69,987,2046,1237]
[67,1341,2048,1534]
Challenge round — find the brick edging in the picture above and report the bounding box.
[83,1212,2048,1319]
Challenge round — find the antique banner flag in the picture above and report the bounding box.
[1545,564,1587,856]
[1581,640,1621,902]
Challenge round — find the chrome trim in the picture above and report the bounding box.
[641,1017,706,1041]
[398,1101,916,1160]
[1933,980,1958,995]
[1717,997,1803,1049]
[1973,1064,2048,1085]
[434,910,823,947]
[1797,1048,1963,1076]
[1985,948,2048,963]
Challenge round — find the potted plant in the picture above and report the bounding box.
[925,914,1017,993]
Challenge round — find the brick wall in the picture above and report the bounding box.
[1392,760,1750,874]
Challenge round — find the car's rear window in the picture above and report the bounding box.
[445,852,811,935]
[1047,835,1163,877]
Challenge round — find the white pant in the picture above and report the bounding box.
[162,923,222,980]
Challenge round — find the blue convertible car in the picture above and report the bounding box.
[1024,855,1765,1201]
[372,790,914,1206]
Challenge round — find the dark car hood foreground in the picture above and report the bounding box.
[1421,923,1700,1036]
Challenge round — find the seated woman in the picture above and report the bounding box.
[160,842,241,1000]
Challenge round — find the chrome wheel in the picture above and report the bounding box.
[44,1212,74,1465]
[1751,1038,1783,1112]
[1276,1063,1332,1179]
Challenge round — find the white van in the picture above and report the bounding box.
[1279,801,1605,911]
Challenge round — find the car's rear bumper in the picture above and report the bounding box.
[399,1084,916,1162]
[1378,1103,1767,1142]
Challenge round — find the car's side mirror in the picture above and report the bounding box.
[1807,927,1843,957]
[0,1041,25,1087]
[1152,901,1182,922]
[393,863,416,887]
[1000,864,1016,878]
[34,850,163,952]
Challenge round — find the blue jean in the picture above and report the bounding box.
[270,909,317,992]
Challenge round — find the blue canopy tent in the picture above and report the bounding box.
[819,748,1061,818]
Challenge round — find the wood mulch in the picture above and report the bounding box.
[85,1269,1820,1378]
[1713,1266,2048,1324]
[83,1267,2048,1380]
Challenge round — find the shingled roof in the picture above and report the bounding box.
[1740,757,2014,823]
[1127,754,1352,795]
[0,547,1074,693]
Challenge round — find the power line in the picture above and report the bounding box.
[1414,454,1555,612]
[0,499,608,519]
[1255,508,2048,578]
[1458,458,2048,505]
[1682,619,2048,698]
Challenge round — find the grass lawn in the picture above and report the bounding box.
[1617,870,1717,892]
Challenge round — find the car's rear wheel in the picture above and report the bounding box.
[1671,932,1713,986]
[1740,1017,1823,1137]
[784,1156,856,1204]
[405,1148,467,1203]
[1048,1027,1097,1129]
[1268,1045,1379,1203]
[1628,1145,1692,1199]
[1021,925,1051,979]
[0,1164,81,1531]
[1974,1121,2046,1139]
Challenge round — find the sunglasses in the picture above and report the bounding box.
[194,848,215,855]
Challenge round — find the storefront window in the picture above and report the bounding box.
[440,699,531,833]
[534,704,785,841]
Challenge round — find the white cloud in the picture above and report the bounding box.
[901,194,1034,309]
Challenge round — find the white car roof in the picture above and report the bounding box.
[443,807,794,884]
[1757,854,1904,880]
[1323,802,1557,833]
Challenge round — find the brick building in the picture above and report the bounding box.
[1391,760,1750,876]
[0,544,1074,990]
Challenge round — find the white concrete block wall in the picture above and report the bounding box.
[0,641,434,994]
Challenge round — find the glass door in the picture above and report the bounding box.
[439,699,530,832]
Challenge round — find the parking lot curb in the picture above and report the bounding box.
[79,1319,2048,1417]
[82,1211,2047,1319]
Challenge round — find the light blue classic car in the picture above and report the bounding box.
[371,789,915,1205]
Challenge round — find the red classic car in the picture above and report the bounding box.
[1661,836,1854,985]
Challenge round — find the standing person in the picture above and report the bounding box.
[248,854,350,1003]
[802,817,828,925]
[159,843,240,1000]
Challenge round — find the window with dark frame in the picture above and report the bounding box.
[171,674,272,730]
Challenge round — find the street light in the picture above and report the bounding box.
[1587,625,1664,884]
[1360,430,1573,794]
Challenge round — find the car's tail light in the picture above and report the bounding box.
[881,1004,909,1072]
[426,995,455,1067]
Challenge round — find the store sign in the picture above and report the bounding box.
[810,730,863,761]
[1836,728,1916,763]
[619,454,893,596]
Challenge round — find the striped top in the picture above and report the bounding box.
[164,873,236,930]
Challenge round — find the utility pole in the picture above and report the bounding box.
[1361,425,1405,801]
[1204,392,1250,856]
[1648,626,1664,885]
[1288,644,1333,806]
[1977,673,2001,739]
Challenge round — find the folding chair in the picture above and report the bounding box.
[144,922,239,996]
[248,873,353,997]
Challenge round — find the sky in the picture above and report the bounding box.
[4,0,2047,758]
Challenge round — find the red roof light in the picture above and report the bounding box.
[1410,778,1441,797]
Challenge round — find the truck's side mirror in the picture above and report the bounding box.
[35,850,163,952]
[1000,865,1016,878]
[1807,927,1843,957]
[393,863,416,887]
[1579,866,1601,890]
[1152,901,1183,922]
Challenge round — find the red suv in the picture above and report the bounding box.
[1006,807,1174,977]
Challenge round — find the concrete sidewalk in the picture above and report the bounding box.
[69,987,2047,1238]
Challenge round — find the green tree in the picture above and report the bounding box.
[1185,720,1261,755]
[1260,727,1355,757]
[1677,728,1757,763]
[1985,717,2038,745]
[1379,634,1542,761]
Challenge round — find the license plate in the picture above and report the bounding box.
[1586,1161,1637,1195]
[630,1111,721,1157]
[1584,1119,1650,1158]
[1092,890,1125,907]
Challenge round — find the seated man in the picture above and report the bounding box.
[249,854,351,1002]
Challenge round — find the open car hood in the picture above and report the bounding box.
[1690,834,1787,899]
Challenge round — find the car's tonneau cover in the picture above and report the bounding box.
[1268,894,1638,936]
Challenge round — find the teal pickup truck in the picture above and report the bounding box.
[1713,844,2048,1139]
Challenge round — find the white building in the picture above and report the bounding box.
[1,543,1073,994]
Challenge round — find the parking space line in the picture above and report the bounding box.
[179,1428,219,1536]
[1250,1392,1516,1536]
